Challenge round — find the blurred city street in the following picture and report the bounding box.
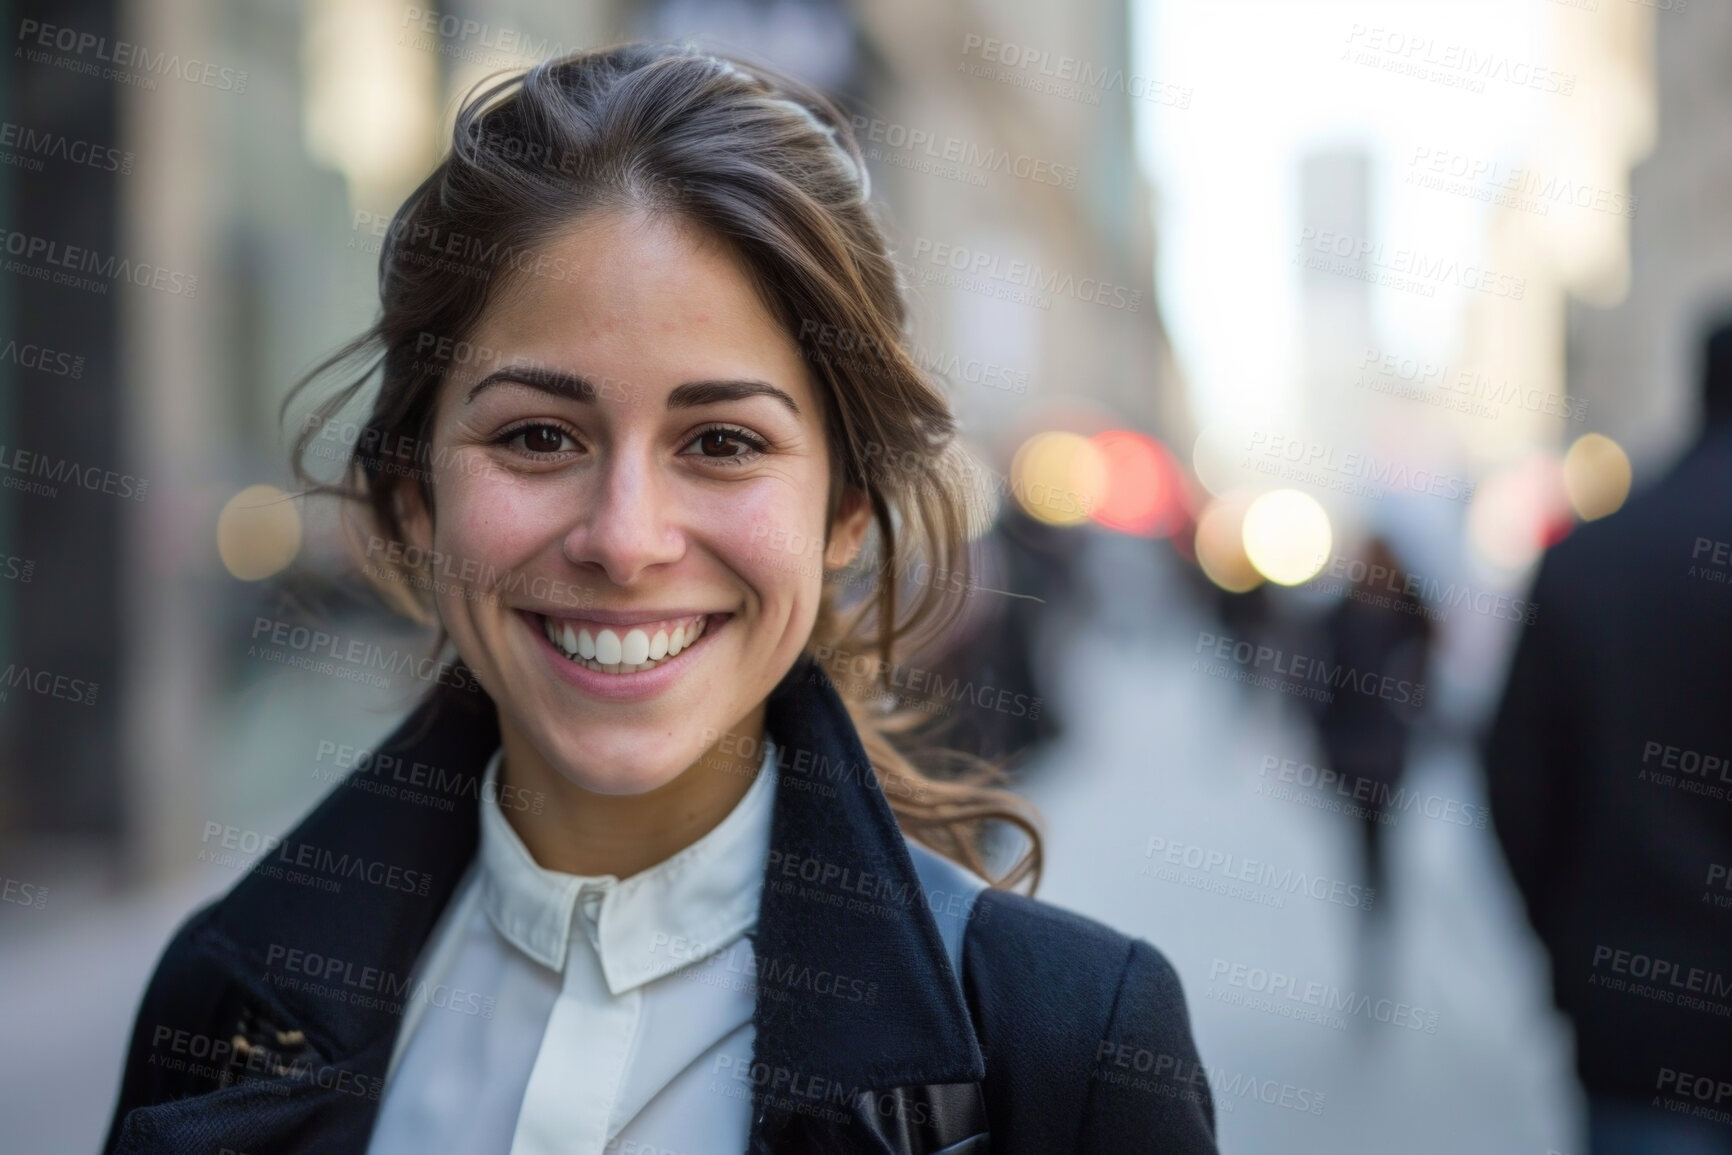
[0,664,420,1154]
[1015,531,1581,1155]
[6,0,1732,1150]
[1,529,1579,1154]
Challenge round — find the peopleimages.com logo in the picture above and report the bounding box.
[247,617,479,693]
[1142,835,1375,911]
[0,226,198,298]
[909,237,1143,312]
[15,19,249,92]
[0,120,133,175]
[0,338,84,378]
[1193,629,1426,708]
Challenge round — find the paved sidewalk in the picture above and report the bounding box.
[0,660,412,1154]
[1016,533,1582,1154]
[0,538,1585,1153]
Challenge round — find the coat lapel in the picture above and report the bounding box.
[207,680,499,1063]
[110,683,498,1154]
[746,657,987,1151]
[118,657,987,1154]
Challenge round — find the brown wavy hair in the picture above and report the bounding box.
[284,41,1041,892]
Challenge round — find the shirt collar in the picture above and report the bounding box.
[476,733,779,995]
[198,656,985,1099]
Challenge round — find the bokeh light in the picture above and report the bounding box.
[1562,432,1633,521]
[1087,430,1182,537]
[1242,489,1333,586]
[1190,423,1246,497]
[1011,431,1106,526]
[1469,455,1573,570]
[217,485,304,581]
[1194,491,1265,593]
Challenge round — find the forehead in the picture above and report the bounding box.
[464,209,816,406]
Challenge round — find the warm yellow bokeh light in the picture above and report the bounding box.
[218,484,303,581]
[1011,431,1106,526]
[1242,489,1332,586]
[1194,492,1264,593]
[1190,424,1244,497]
[1562,433,1632,521]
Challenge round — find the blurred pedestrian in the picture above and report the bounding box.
[908,504,1074,768]
[1310,536,1433,995]
[1486,315,1732,1155]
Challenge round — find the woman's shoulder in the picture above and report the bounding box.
[963,886,1190,1022]
[897,838,1193,1025]
[957,887,1220,1153]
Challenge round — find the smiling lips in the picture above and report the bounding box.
[540,612,711,674]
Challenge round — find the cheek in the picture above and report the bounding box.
[435,468,563,572]
[698,482,829,611]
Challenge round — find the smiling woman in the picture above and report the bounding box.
[103,42,1217,1155]
[396,208,874,877]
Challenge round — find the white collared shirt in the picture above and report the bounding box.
[366,735,780,1155]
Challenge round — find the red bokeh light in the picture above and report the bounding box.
[1087,430,1183,537]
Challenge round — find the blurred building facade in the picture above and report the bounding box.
[0,0,126,851]
[1459,0,1654,473]
[8,3,1732,1153]
[0,0,1181,885]
[1567,0,1732,472]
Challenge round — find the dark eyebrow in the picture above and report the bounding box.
[464,365,610,405]
[464,366,799,416]
[666,379,800,416]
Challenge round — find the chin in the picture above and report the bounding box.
[536,726,700,797]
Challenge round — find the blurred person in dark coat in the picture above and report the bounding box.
[1310,537,1433,991]
[1486,316,1732,1155]
[907,504,1077,769]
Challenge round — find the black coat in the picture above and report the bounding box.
[1486,427,1732,1101]
[1313,585,1431,787]
[104,656,1218,1154]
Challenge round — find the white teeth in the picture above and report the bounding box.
[595,629,623,665]
[621,628,650,665]
[541,613,716,674]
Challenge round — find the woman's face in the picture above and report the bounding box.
[405,209,869,795]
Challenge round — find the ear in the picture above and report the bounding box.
[824,487,872,570]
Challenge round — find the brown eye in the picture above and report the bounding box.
[699,430,740,457]
[682,425,767,462]
[518,425,568,454]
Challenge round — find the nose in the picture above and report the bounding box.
[562,445,685,585]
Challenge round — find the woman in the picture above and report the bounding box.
[104,43,1217,1155]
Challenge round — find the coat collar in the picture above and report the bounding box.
[750,658,985,1087]
[200,653,984,1096]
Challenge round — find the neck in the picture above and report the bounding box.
[495,704,768,878]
